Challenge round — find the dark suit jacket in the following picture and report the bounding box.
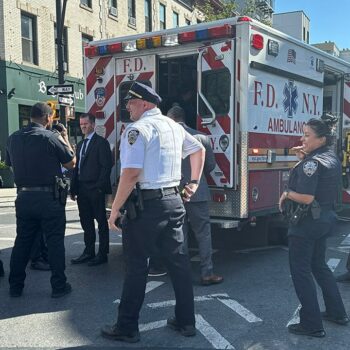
[70,133,112,195]
[180,124,216,202]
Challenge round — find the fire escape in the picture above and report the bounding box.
[255,0,274,21]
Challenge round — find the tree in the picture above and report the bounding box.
[196,0,272,26]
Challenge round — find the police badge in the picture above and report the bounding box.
[303,160,318,177]
[128,129,139,145]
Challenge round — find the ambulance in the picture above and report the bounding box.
[83,16,350,240]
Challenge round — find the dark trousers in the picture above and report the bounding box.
[117,193,195,332]
[9,192,67,291]
[30,230,48,262]
[77,183,109,256]
[288,211,346,330]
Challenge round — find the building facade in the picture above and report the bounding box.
[273,11,310,44]
[0,0,202,158]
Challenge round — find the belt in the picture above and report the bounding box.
[141,187,178,201]
[18,186,54,192]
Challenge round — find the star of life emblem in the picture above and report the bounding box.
[303,160,318,177]
[283,81,298,118]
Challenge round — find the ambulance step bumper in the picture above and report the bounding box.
[210,219,240,229]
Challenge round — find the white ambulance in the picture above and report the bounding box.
[84,16,350,240]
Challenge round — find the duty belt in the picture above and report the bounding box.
[141,187,178,201]
[18,186,54,192]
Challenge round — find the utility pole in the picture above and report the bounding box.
[56,0,68,125]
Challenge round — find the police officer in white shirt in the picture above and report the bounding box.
[101,82,205,343]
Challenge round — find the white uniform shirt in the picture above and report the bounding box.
[120,107,203,189]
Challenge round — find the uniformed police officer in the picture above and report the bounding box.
[279,115,349,337]
[5,102,76,298]
[101,82,205,343]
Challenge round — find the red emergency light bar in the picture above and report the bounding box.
[85,46,98,58]
[237,16,252,22]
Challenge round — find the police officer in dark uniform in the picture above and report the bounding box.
[279,115,349,337]
[5,102,76,298]
[100,82,205,343]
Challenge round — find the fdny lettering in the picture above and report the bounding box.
[254,81,276,108]
[123,58,144,73]
[302,93,320,116]
[267,118,305,134]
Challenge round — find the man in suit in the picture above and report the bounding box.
[70,113,112,266]
[167,105,223,285]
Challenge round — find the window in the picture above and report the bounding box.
[199,68,231,117]
[159,4,166,30]
[54,24,69,72]
[172,11,179,28]
[185,19,191,26]
[109,0,117,16]
[128,0,136,25]
[21,12,37,64]
[80,0,92,8]
[82,34,93,74]
[145,0,152,32]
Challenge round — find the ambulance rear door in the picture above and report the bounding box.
[197,40,236,189]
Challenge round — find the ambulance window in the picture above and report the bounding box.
[199,68,230,117]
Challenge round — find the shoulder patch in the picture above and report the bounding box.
[303,160,318,177]
[128,129,139,145]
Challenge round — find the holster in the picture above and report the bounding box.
[125,183,144,220]
[54,176,69,206]
[282,199,309,226]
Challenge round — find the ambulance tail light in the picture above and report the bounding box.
[95,111,105,119]
[212,193,227,203]
[251,34,264,50]
[108,43,122,54]
[252,148,259,154]
[85,46,98,58]
[122,40,137,52]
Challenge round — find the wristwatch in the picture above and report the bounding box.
[189,180,199,185]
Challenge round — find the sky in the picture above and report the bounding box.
[274,0,350,50]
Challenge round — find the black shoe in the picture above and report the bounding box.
[9,289,23,298]
[30,260,51,271]
[167,317,196,337]
[288,323,325,338]
[87,255,108,266]
[0,260,4,277]
[71,252,95,265]
[101,324,140,343]
[321,311,350,325]
[336,272,350,283]
[51,282,72,298]
[148,268,167,277]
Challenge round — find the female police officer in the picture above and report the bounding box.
[279,115,348,337]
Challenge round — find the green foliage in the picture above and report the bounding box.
[0,161,9,170]
[197,0,272,26]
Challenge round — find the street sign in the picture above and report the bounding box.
[58,95,75,106]
[47,84,74,96]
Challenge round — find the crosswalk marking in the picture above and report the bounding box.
[286,258,341,327]
[218,298,262,323]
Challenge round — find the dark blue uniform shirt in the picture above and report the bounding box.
[288,145,341,207]
[5,122,74,186]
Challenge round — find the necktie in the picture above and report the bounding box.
[81,138,88,159]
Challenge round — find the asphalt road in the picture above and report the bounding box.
[1,188,350,349]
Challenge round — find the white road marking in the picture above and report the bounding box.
[139,319,167,332]
[147,293,229,309]
[113,281,165,304]
[218,298,262,323]
[340,234,350,246]
[72,241,122,246]
[235,245,286,253]
[196,314,235,349]
[286,258,341,327]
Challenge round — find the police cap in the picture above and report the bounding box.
[31,102,53,119]
[124,82,162,105]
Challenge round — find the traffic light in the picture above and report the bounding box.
[47,100,58,120]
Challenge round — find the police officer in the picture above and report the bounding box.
[279,115,348,337]
[101,82,205,343]
[5,102,75,298]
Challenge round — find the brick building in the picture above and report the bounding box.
[0,0,203,157]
